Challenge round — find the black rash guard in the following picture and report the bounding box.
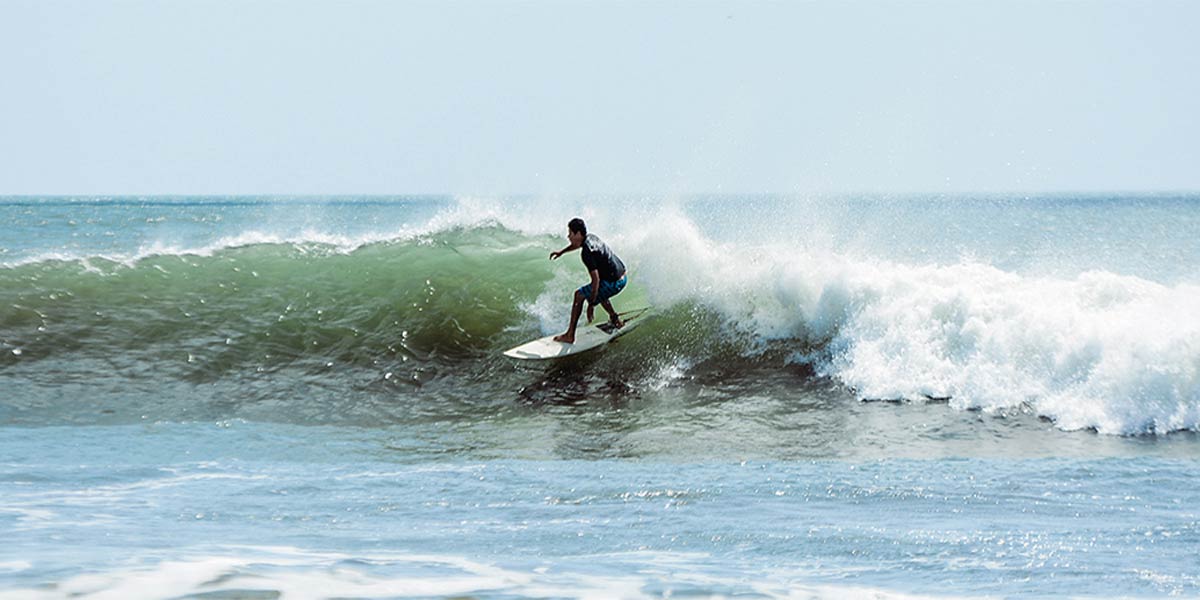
[580,234,626,282]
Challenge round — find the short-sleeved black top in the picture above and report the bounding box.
[580,234,626,282]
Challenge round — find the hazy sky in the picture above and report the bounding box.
[2,0,1198,195]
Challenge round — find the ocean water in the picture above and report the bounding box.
[2,195,1199,599]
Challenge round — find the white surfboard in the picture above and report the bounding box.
[503,308,651,360]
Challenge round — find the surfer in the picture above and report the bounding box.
[549,218,627,344]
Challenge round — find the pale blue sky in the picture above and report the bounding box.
[2,0,1198,195]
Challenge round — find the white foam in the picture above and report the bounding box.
[0,550,529,600]
[648,358,694,391]
[0,561,32,573]
[0,547,990,600]
[524,267,590,335]
[582,207,1200,436]
[812,263,1200,434]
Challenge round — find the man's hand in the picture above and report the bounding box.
[586,303,595,324]
[549,251,561,260]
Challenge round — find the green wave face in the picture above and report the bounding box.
[1,226,559,378]
[0,224,769,426]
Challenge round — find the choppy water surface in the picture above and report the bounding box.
[2,195,1199,598]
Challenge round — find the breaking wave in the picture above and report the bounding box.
[2,198,1198,435]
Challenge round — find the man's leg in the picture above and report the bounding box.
[600,299,622,327]
[598,278,626,327]
[553,290,586,343]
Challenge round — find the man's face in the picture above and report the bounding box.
[568,229,583,245]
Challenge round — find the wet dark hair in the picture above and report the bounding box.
[568,218,586,236]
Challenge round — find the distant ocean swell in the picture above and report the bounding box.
[1,211,1198,436]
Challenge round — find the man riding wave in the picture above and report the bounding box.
[549,218,626,344]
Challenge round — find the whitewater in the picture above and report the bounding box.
[3,195,1200,598]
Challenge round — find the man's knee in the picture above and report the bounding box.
[573,290,585,304]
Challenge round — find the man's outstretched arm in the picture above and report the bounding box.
[549,243,581,260]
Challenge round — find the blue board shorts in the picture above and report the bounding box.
[579,275,626,305]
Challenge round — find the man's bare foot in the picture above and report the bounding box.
[609,318,624,328]
[553,333,575,344]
